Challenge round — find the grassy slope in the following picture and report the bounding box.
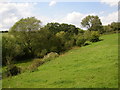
[2,34,118,88]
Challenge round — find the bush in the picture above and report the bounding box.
[83,31,100,42]
[84,41,92,46]
[2,34,24,65]
[5,65,21,77]
[43,52,59,62]
[36,49,47,58]
[28,59,44,72]
[64,40,74,50]
[83,30,91,41]
[76,35,86,47]
[90,31,100,42]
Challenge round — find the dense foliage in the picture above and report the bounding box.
[2,16,119,68]
[103,22,120,33]
[2,17,79,66]
[81,15,103,33]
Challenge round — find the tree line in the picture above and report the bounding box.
[2,15,120,66]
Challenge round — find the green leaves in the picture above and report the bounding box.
[10,17,41,32]
[81,15,103,33]
[43,22,78,35]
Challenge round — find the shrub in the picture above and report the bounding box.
[83,30,91,41]
[28,59,44,72]
[50,47,57,52]
[56,31,66,44]
[5,64,21,77]
[43,52,59,62]
[83,31,100,42]
[36,49,47,58]
[2,35,24,65]
[64,40,74,50]
[90,31,100,42]
[76,35,86,47]
[48,36,61,53]
[84,41,92,46]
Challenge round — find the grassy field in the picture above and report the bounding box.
[2,33,118,88]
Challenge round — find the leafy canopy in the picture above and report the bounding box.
[81,15,103,33]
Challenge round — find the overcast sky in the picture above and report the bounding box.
[0,0,119,31]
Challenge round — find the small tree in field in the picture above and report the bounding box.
[81,15,103,33]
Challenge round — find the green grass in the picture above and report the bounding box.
[2,33,118,88]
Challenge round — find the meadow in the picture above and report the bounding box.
[2,33,118,88]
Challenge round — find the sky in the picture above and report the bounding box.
[0,0,119,31]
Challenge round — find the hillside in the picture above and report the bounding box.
[2,33,118,88]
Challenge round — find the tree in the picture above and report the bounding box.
[103,25,112,33]
[76,35,86,46]
[56,31,67,51]
[32,29,60,57]
[110,22,120,32]
[81,15,103,33]
[9,17,42,58]
[43,22,61,34]
[2,35,23,65]
[60,23,78,35]
[43,22,78,35]
[10,17,41,32]
[103,22,120,33]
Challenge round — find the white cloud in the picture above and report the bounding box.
[0,2,118,31]
[0,24,3,28]
[49,0,56,6]
[53,11,118,28]
[100,0,118,6]
[0,2,54,31]
[60,12,84,27]
[100,11,118,25]
[0,3,34,31]
[99,11,105,15]
[35,15,53,26]
[56,11,96,28]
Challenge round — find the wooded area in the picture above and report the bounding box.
[2,15,120,77]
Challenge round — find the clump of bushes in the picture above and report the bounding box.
[75,31,100,47]
[28,59,44,72]
[43,52,59,62]
[64,40,74,49]
[35,49,47,58]
[76,35,86,47]
[2,35,24,66]
[84,31,100,43]
[89,31,100,42]
[5,64,21,77]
